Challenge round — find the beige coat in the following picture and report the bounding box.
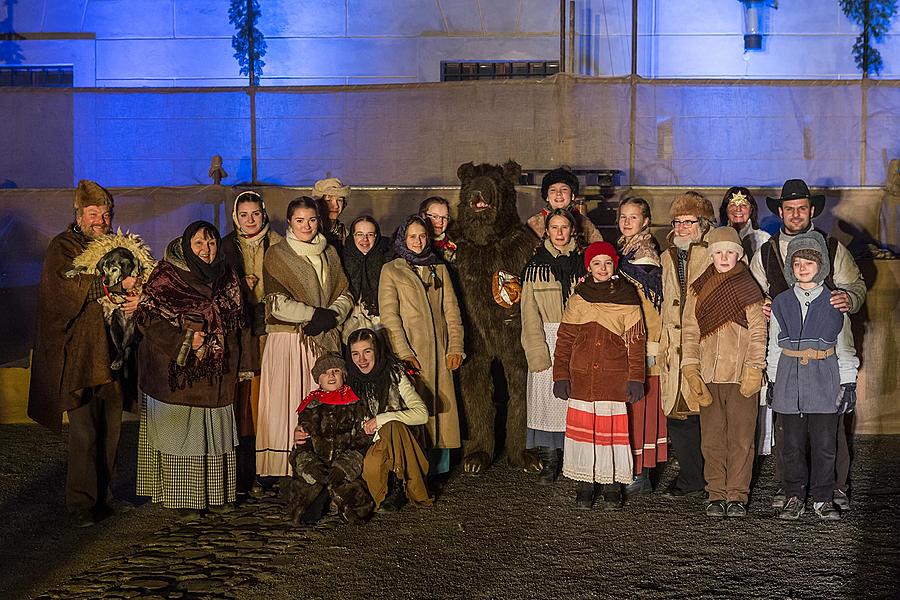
[657,233,710,417]
[681,283,767,385]
[379,258,464,449]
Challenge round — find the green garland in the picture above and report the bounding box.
[839,0,898,76]
[229,0,267,85]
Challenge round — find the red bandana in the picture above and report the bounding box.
[296,384,360,414]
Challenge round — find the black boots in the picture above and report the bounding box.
[575,482,595,510]
[624,469,652,497]
[379,474,407,513]
[599,484,623,510]
[536,446,560,485]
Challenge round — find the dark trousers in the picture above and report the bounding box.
[65,385,123,513]
[778,412,840,503]
[774,412,850,491]
[667,414,705,492]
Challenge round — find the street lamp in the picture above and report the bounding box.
[740,0,778,52]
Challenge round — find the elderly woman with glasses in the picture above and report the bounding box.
[656,191,717,499]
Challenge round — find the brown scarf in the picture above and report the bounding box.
[574,276,641,306]
[690,262,763,339]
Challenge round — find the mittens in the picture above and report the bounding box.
[766,381,775,407]
[302,307,338,337]
[553,379,571,401]
[682,364,712,408]
[836,383,857,414]
[626,381,645,404]
[739,366,764,398]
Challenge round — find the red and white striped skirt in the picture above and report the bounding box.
[562,398,633,484]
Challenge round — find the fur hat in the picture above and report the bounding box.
[766,179,825,217]
[74,179,114,210]
[311,353,346,382]
[706,226,744,260]
[584,241,619,271]
[541,168,579,200]
[313,177,350,200]
[784,231,830,285]
[670,191,714,222]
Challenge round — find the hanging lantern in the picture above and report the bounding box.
[740,0,777,52]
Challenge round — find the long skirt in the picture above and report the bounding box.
[626,375,669,475]
[362,421,432,510]
[137,394,238,509]
[756,386,774,456]
[525,322,567,451]
[562,398,633,484]
[256,332,318,477]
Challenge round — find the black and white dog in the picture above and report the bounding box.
[95,247,140,371]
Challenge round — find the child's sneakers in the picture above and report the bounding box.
[832,489,851,511]
[813,501,841,521]
[771,488,785,510]
[777,496,805,520]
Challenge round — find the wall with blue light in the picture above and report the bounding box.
[1,1,898,85]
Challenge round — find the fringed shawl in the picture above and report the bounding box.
[296,384,360,414]
[135,247,243,391]
[563,289,645,348]
[522,238,585,303]
[617,228,663,311]
[689,262,764,339]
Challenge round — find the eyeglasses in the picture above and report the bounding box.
[671,219,700,228]
[425,213,449,223]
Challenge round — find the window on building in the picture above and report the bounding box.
[0,66,74,87]
[441,60,559,81]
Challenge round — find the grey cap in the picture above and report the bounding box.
[311,353,346,382]
[784,231,830,285]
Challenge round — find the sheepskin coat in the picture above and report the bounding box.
[379,258,464,449]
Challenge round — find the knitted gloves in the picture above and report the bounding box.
[302,307,338,337]
[739,366,764,398]
[553,380,571,401]
[626,381,645,404]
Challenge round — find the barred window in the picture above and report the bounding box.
[0,66,74,87]
[441,60,559,82]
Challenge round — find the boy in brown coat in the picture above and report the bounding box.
[681,227,767,518]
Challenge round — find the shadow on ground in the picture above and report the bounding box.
[1,424,898,599]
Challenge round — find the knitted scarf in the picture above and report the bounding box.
[617,228,663,311]
[690,262,764,339]
[522,238,584,303]
[135,254,243,390]
[342,235,391,316]
[296,384,360,414]
[574,275,641,306]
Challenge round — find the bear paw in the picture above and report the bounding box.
[509,448,542,473]
[462,451,492,475]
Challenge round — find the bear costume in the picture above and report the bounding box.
[452,160,541,474]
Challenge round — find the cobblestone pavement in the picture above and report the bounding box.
[3,424,899,599]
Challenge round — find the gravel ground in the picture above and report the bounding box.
[2,423,898,599]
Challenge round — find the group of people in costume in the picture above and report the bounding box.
[28,167,863,527]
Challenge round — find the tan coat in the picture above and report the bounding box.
[379,258,464,449]
[519,239,578,373]
[681,285,767,385]
[657,234,710,417]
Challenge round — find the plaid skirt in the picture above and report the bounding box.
[137,395,237,509]
[562,399,633,484]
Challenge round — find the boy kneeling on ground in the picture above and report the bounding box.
[288,353,374,525]
[767,231,858,521]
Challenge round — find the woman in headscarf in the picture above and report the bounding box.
[520,208,585,485]
[220,190,282,495]
[256,197,353,479]
[615,197,668,496]
[378,215,465,479]
[341,215,391,343]
[345,328,431,511]
[134,221,244,516]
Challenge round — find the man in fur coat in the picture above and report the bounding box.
[28,180,139,528]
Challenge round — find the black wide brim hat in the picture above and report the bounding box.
[766,178,825,218]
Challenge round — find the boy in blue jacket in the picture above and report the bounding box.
[766,231,858,521]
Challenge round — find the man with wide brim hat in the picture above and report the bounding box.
[749,177,866,514]
[764,179,826,218]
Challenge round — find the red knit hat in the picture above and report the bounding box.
[584,241,619,271]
